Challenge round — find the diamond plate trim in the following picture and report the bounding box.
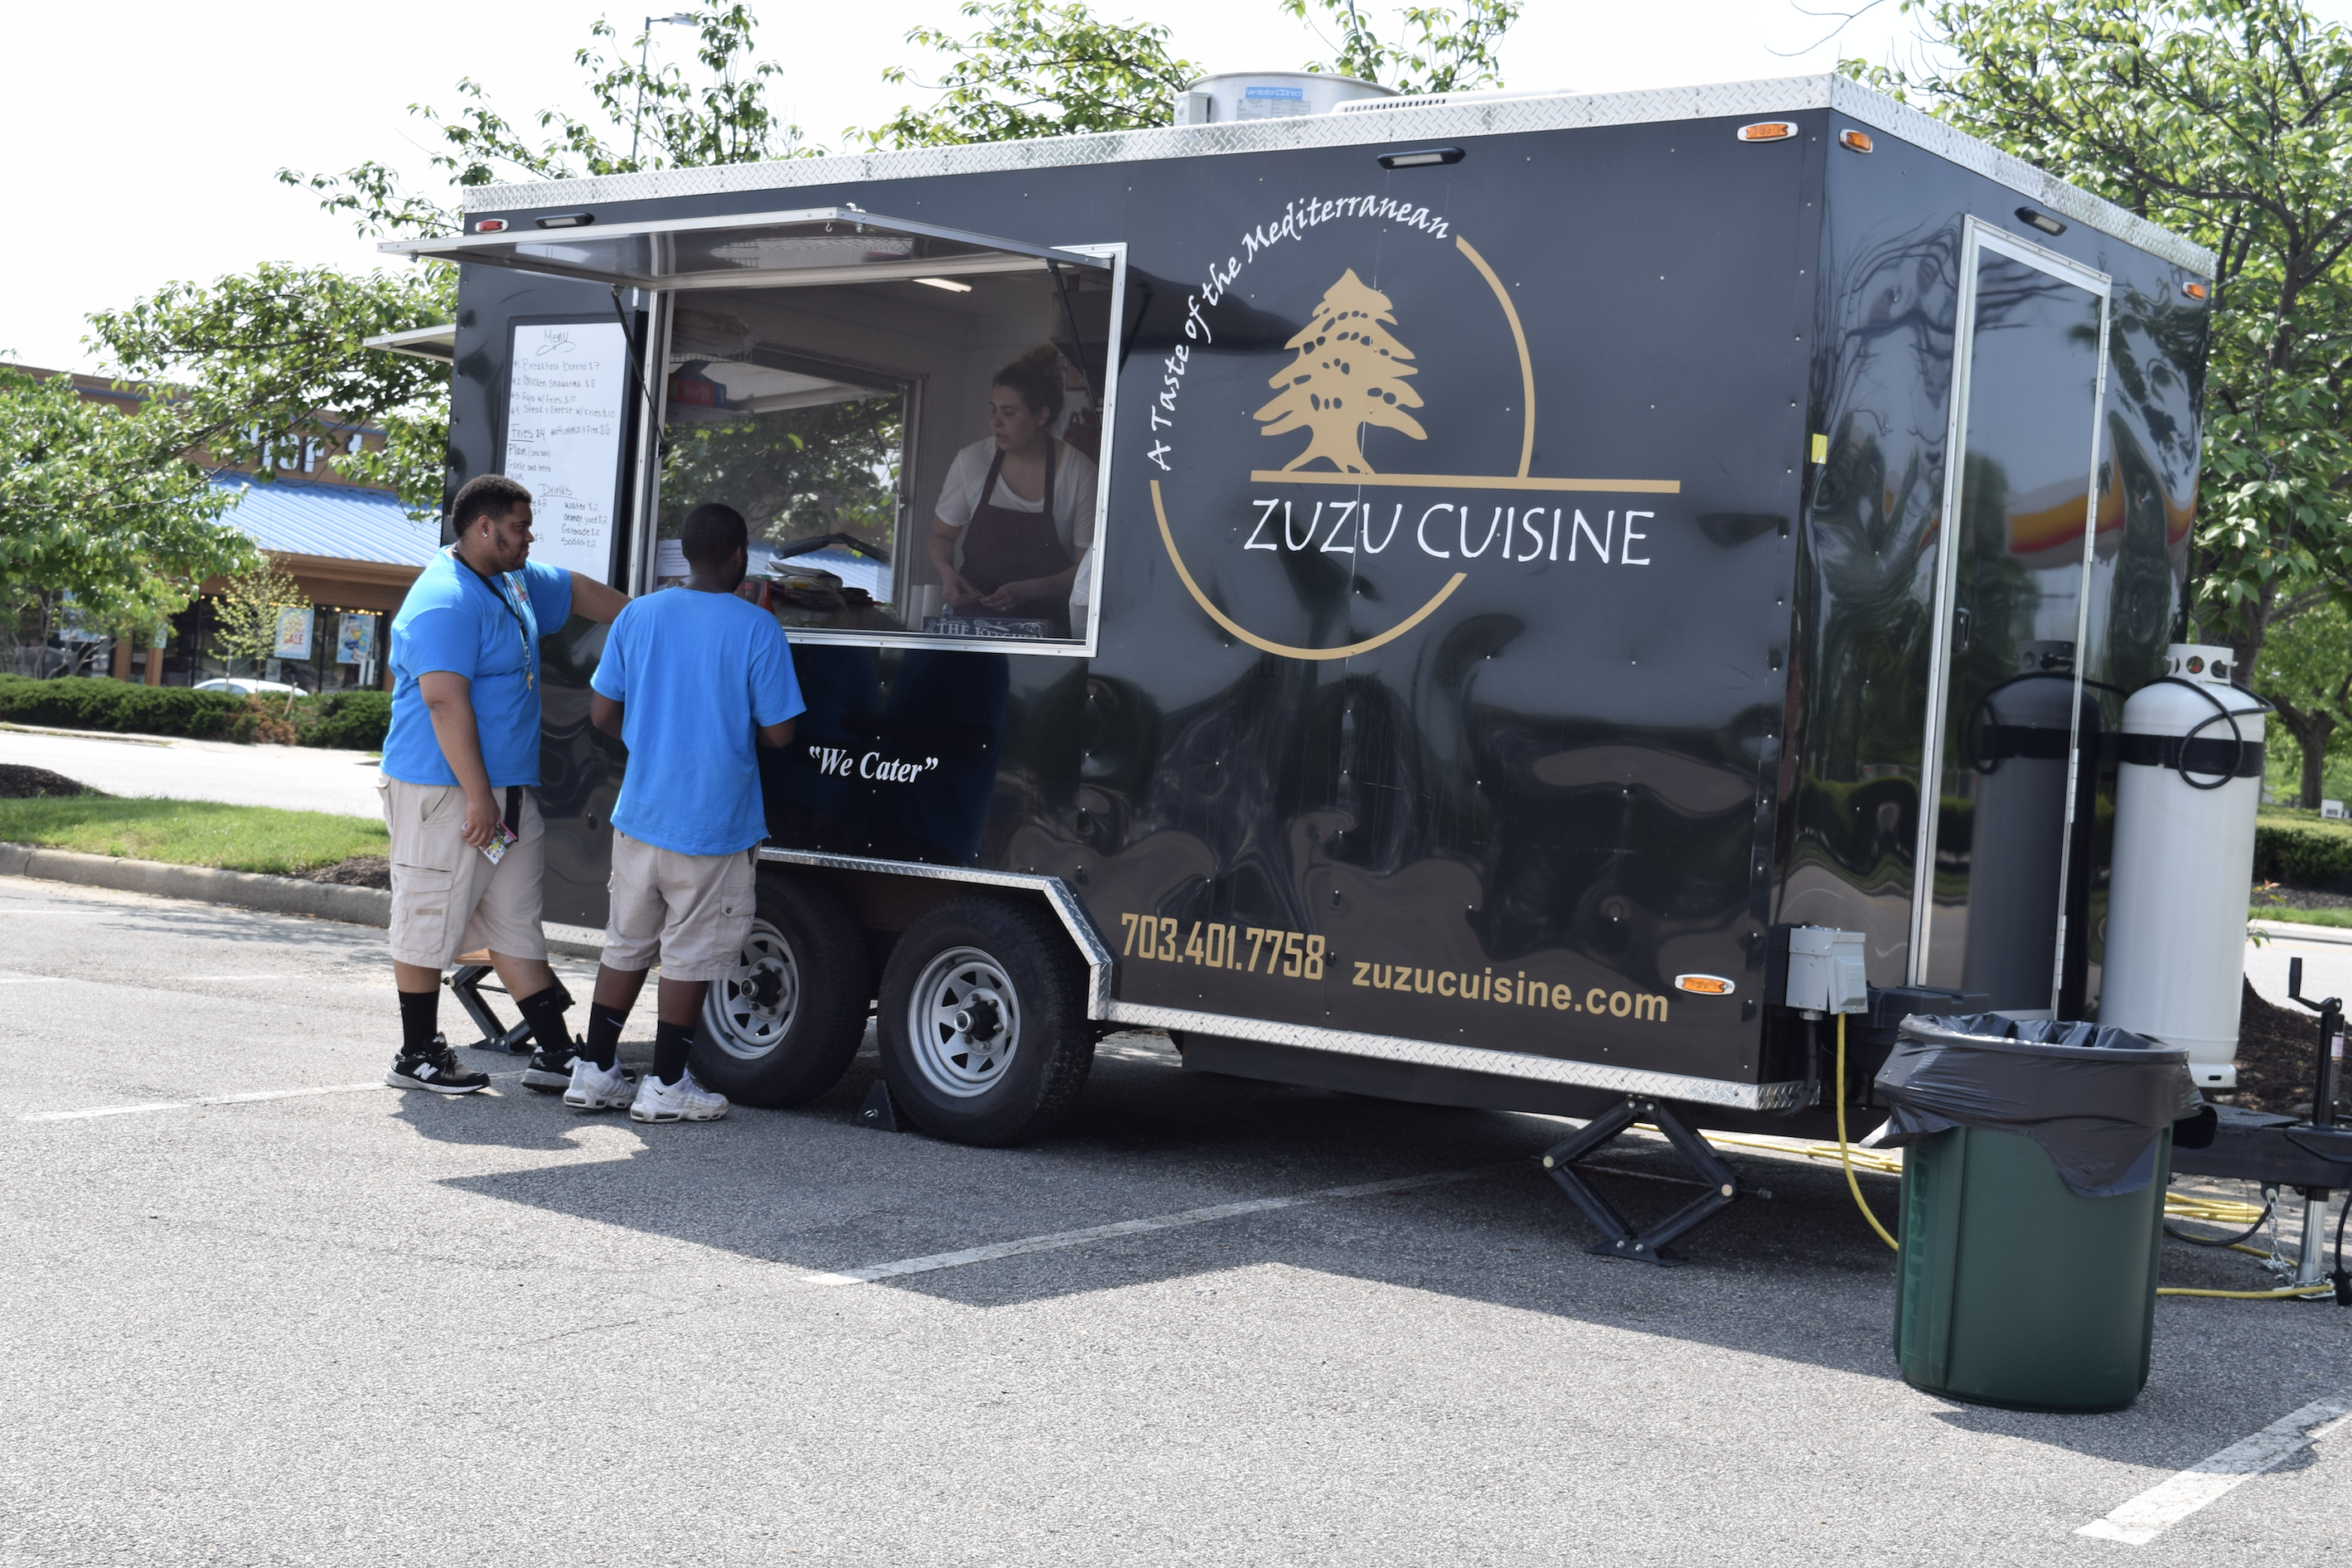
[460,74,2209,276]
[757,848,1115,1014]
[751,847,1797,1111]
[1109,1000,1804,1111]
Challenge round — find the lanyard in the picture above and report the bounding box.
[450,549,535,692]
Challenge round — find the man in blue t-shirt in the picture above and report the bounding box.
[566,502,804,1123]
[380,473,626,1096]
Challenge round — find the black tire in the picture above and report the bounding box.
[690,869,872,1108]
[877,893,1094,1146]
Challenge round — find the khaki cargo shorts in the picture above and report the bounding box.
[378,773,549,970]
[602,830,757,981]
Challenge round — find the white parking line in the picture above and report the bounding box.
[799,1166,1500,1286]
[2078,1394,2351,1545]
[19,1073,525,1122]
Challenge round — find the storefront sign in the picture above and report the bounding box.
[271,607,315,660]
[502,320,629,583]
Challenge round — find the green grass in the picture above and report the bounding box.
[0,796,387,876]
[2251,903,2352,930]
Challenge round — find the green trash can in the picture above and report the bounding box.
[1874,1014,2203,1415]
[1892,1123,2171,1413]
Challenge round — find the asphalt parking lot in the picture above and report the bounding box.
[1,876,2345,1566]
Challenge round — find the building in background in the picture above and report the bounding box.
[5,364,440,690]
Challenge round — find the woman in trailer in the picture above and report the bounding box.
[927,344,1097,639]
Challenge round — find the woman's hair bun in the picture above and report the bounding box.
[992,343,1068,423]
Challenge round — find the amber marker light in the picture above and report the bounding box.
[1839,129,1874,152]
[2184,280,2210,300]
[1738,121,1798,142]
[1675,975,1736,996]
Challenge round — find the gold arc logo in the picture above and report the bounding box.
[1151,478,1468,662]
[1155,232,1672,661]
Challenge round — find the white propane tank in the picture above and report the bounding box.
[2099,642,2267,1088]
[1171,71,1393,125]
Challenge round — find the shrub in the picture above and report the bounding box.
[300,690,393,750]
[2254,814,2352,892]
[0,673,246,739]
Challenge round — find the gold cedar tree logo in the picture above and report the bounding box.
[1255,270,1426,473]
[1148,230,1682,661]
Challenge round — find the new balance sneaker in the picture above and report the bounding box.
[563,1057,636,1112]
[520,1047,578,1092]
[387,1039,491,1095]
[629,1070,729,1124]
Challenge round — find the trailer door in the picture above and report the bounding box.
[1910,220,2111,1014]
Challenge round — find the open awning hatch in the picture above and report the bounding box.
[361,323,457,363]
[379,208,1110,292]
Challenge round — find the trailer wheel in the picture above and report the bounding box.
[878,895,1094,1145]
[691,870,871,1108]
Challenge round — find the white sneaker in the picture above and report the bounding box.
[563,1057,635,1112]
[630,1069,729,1124]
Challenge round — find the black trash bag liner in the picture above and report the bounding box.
[1871,1015,2205,1198]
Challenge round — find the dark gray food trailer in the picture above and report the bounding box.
[385,75,2214,1203]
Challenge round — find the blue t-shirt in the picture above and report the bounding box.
[382,550,573,788]
[592,587,805,855]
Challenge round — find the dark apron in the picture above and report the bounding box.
[953,444,1072,638]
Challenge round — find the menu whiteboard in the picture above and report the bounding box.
[501,320,631,582]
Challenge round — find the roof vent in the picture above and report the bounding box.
[1173,71,1391,125]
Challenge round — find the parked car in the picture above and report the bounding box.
[192,678,311,699]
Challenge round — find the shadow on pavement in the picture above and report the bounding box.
[428,1039,2346,1470]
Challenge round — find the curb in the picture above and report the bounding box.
[0,844,603,958]
[2253,918,2352,948]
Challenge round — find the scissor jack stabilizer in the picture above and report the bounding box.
[447,964,534,1053]
[1540,1097,1764,1265]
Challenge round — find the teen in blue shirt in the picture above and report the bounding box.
[568,502,804,1123]
[379,473,626,1096]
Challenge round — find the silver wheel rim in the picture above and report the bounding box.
[907,946,1019,1098]
[702,917,799,1060]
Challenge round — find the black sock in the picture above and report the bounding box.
[398,990,439,1055]
[653,1021,694,1086]
[583,1003,628,1072]
[514,983,575,1058]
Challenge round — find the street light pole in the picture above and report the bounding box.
[629,12,699,167]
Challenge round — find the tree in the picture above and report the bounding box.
[211,561,314,690]
[661,395,905,549]
[862,1,1199,147]
[87,264,456,517]
[2255,599,2352,805]
[859,0,1522,148]
[280,2,815,242]
[0,365,259,675]
[1279,0,1520,93]
[1256,269,1427,472]
[1854,0,2352,681]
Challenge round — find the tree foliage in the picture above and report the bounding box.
[2256,599,2352,805]
[87,264,455,516]
[211,560,313,684]
[1279,0,1519,93]
[281,2,814,240]
[661,396,905,551]
[1855,0,2352,675]
[0,366,259,654]
[862,1,1200,147]
[860,0,1520,149]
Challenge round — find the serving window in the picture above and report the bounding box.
[388,209,1123,652]
[650,254,1120,652]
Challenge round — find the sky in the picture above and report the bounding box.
[1,1,1958,372]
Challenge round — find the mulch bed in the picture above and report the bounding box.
[2233,975,2336,1115]
[0,765,104,800]
[304,855,390,890]
[2253,882,2352,912]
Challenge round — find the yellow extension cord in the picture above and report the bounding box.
[1725,1014,2336,1299]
